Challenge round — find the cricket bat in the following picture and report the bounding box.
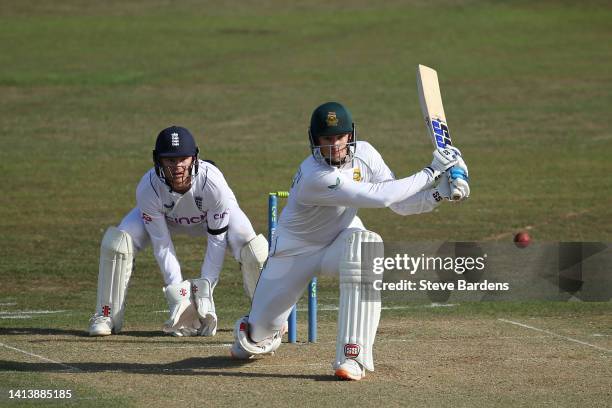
[416,64,463,200]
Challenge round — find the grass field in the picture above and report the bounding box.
[1,1,611,406]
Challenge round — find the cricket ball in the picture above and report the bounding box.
[513,231,531,248]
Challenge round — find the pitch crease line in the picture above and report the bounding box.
[0,341,82,372]
[497,319,611,353]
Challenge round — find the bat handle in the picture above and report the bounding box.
[450,177,466,201]
[451,187,463,201]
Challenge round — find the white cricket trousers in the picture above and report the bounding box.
[249,217,366,342]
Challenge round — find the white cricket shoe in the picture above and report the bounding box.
[230,316,282,359]
[334,359,366,381]
[88,314,113,336]
[229,341,256,359]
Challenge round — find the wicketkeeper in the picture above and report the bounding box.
[230,102,469,380]
[88,126,268,337]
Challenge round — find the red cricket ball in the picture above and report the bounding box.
[514,231,531,248]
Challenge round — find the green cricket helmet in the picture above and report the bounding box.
[308,101,357,166]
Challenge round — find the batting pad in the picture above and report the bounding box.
[336,230,383,372]
[96,226,134,333]
[240,234,268,299]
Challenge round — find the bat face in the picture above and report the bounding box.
[417,64,453,150]
[417,64,465,201]
[428,117,452,149]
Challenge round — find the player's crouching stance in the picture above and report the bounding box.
[230,102,470,380]
[88,126,268,337]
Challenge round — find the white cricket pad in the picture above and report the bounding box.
[191,278,217,336]
[240,234,269,299]
[94,226,134,333]
[335,230,383,372]
[162,280,201,336]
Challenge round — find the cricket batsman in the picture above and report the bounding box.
[231,102,469,380]
[88,126,268,337]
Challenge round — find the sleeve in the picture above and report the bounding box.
[136,175,181,283]
[200,169,232,282]
[363,143,396,183]
[296,167,435,209]
[389,188,444,216]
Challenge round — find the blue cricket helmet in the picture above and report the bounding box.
[152,126,200,186]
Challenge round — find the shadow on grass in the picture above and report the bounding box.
[0,357,336,381]
[0,327,90,337]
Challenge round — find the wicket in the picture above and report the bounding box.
[268,191,317,343]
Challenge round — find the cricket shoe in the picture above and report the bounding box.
[229,320,288,357]
[229,342,256,359]
[230,316,282,359]
[334,359,366,381]
[88,314,113,336]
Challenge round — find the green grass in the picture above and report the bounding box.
[1,1,611,406]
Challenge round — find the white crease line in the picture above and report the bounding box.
[103,344,234,351]
[498,319,611,353]
[0,342,82,372]
[383,335,549,343]
[0,302,17,306]
[156,304,457,314]
[0,316,31,319]
[0,310,66,316]
[297,303,457,312]
[244,362,327,369]
[106,336,551,351]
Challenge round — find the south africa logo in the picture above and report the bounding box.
[326,111,338,126]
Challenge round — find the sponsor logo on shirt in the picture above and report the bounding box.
[327,177,341,190]
[213,211,228,220]
[353,168,361,182]
[165,214,206,225]
[142,212,153,224]
[291,168,302,188]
